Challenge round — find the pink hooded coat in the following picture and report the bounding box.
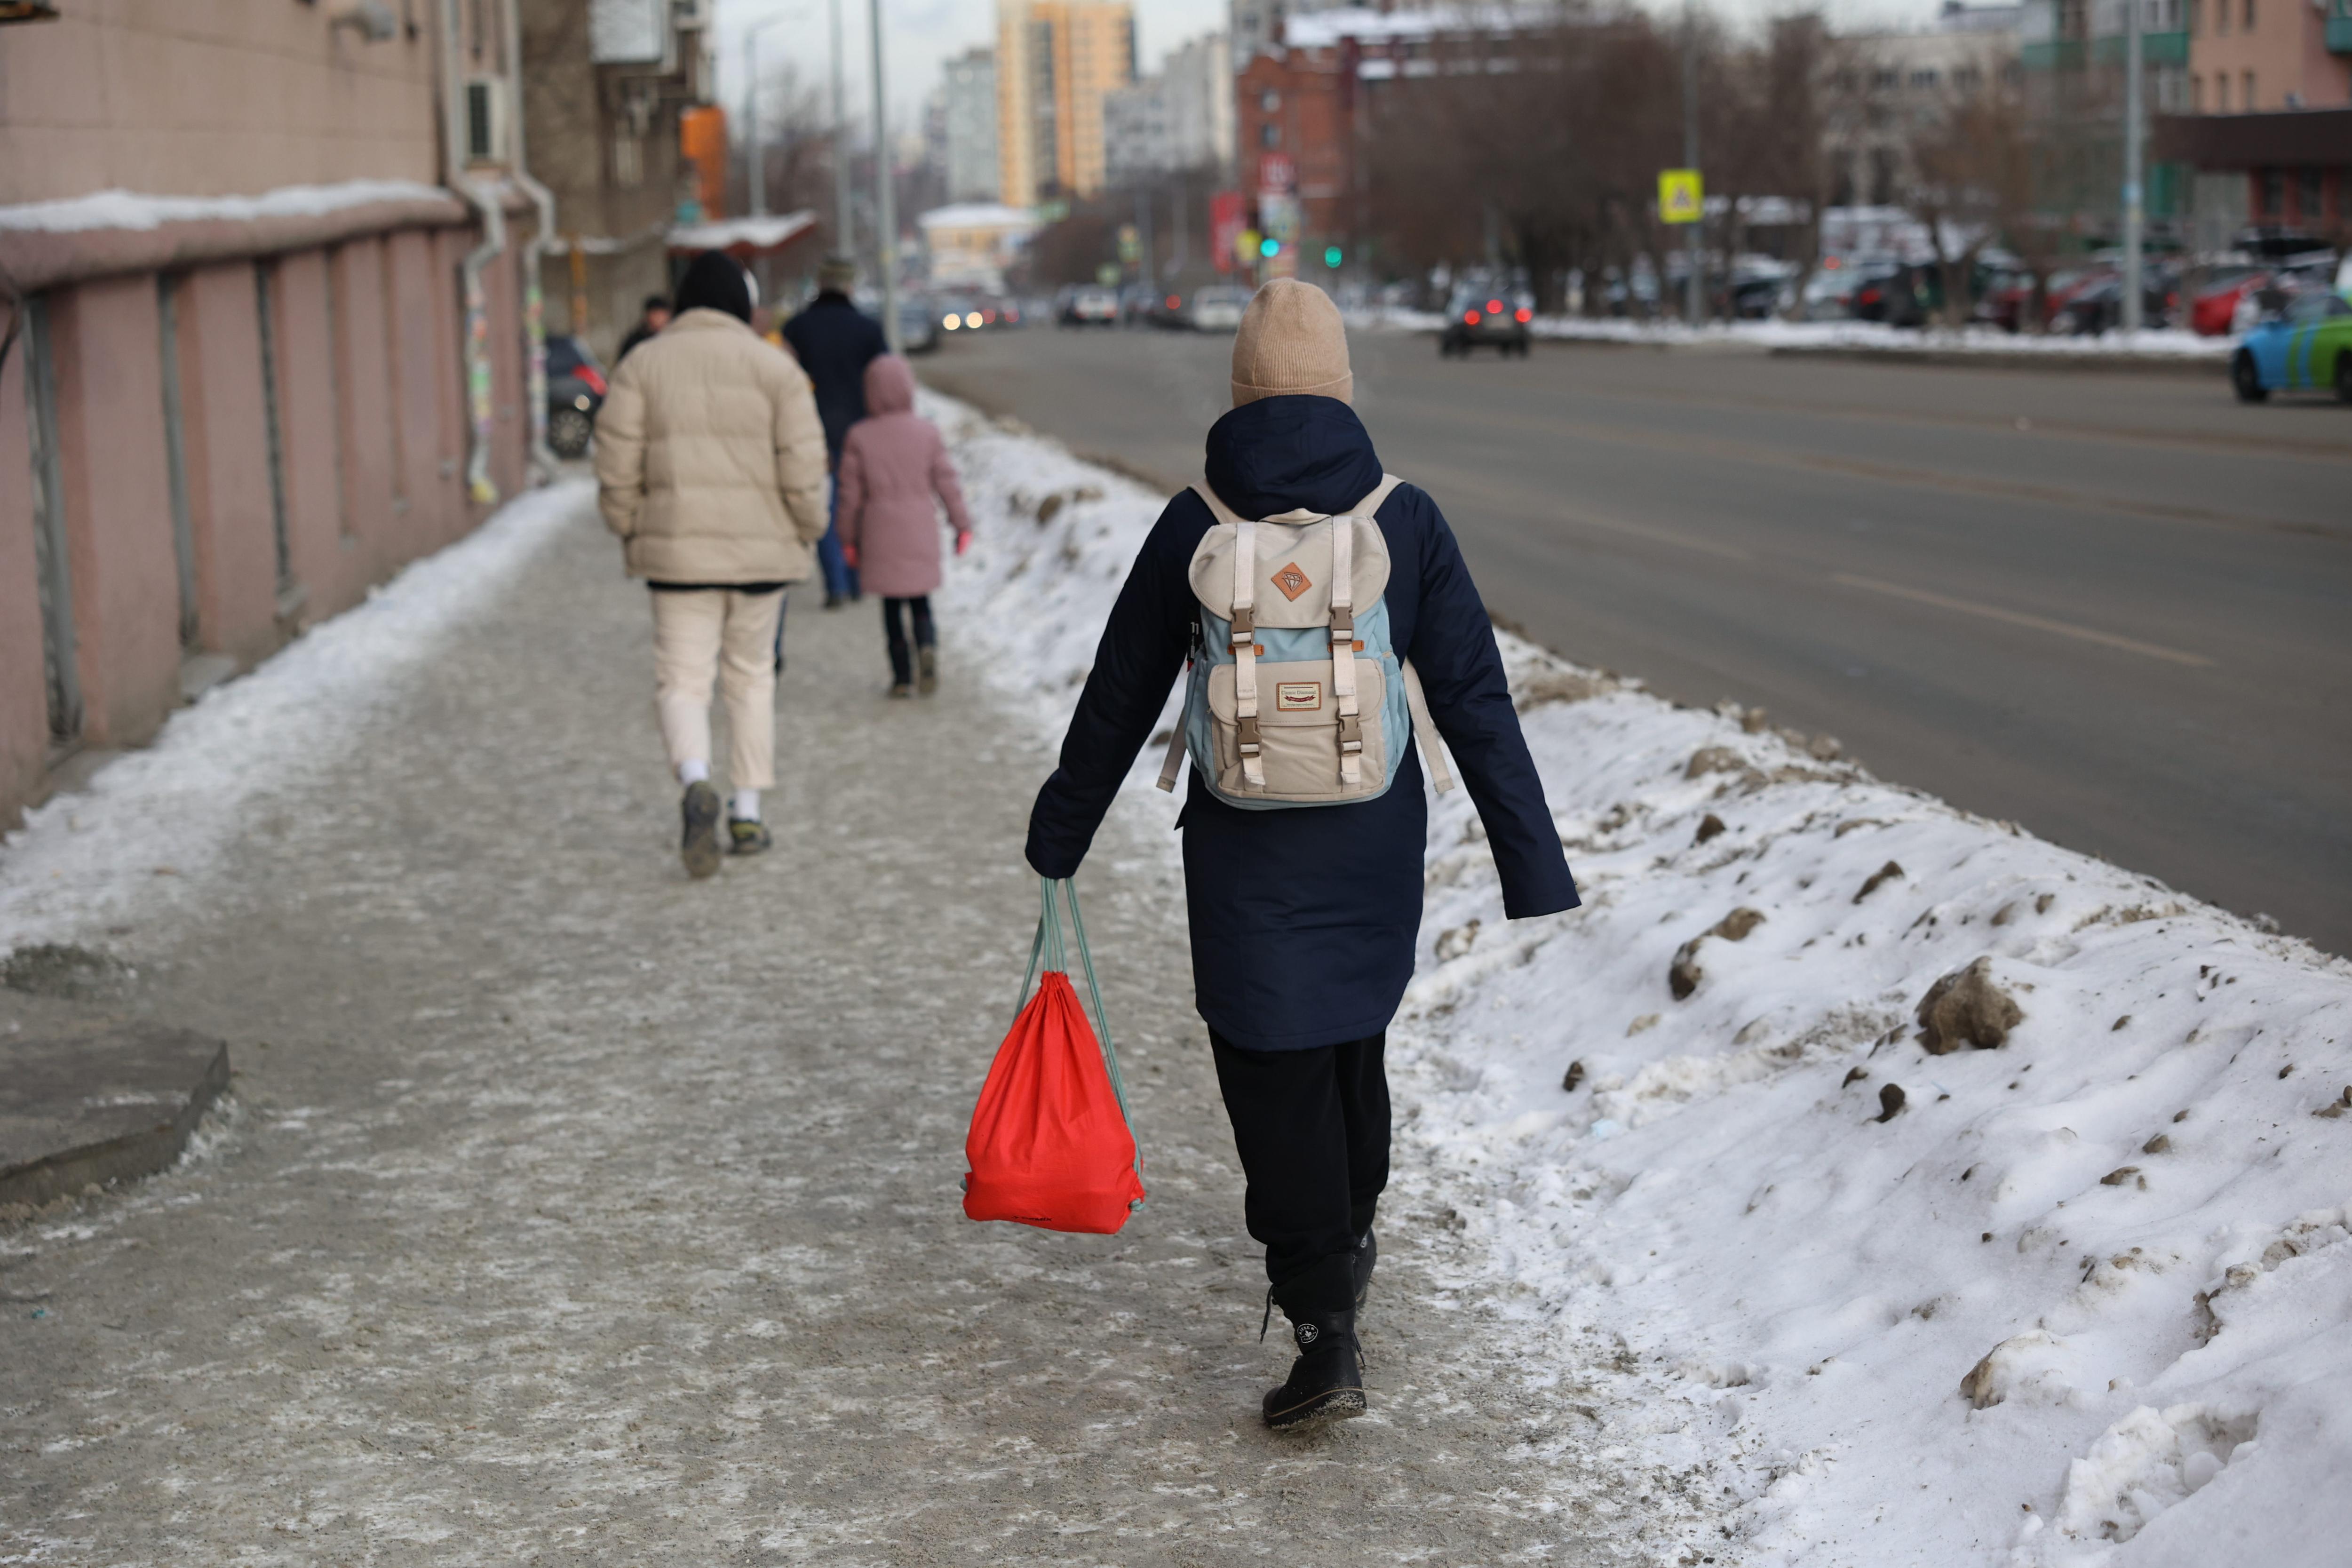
[835,356,974,598]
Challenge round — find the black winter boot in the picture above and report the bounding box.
[1262,1307,1365,1430]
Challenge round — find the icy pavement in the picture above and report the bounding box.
[930,399,2352,1568]
[0,483,1713,1564]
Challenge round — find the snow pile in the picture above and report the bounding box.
[0,180,454,234]
[927,393,2352,1566]
[0,481,588,952]
[1353,306,2230,360]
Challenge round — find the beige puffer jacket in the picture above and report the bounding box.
[593,308,830,582]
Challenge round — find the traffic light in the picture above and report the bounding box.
[1259,236,1280,259]
[1323,245,1343,269]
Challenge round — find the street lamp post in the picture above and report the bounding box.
[868,0,899,350]
[831,0,853,259]
[2122,0,2145,333]
[1682,7,1702,326]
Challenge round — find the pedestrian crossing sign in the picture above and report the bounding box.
[1658,169,1703,225]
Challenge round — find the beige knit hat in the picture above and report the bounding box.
[1230,279,1353,407]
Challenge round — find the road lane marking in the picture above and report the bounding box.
[1556,509,1755,561]
[1831,573,2217,668]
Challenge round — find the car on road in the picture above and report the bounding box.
[544,334,606,459]
[898,295,941,355]
[1440,288,1533,357]
[1059,285,1120,327]
[1178,284,1250,332]
[2230,288,2352,402]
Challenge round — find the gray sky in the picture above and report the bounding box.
[712,0,1939,162]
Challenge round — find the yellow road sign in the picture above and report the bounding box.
[1658,169,1703,225]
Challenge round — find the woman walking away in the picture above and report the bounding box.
[594,251,828,877]
[1024,279,1578,1429]
[835,354,974,698]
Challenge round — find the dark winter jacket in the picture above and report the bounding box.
[781,292,890,460]
[1025,395,1579,1052]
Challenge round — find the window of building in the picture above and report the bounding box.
[1910,68,1939,88]
[2242,0,2253,27]
[2215,73,2229,109]
[2258,169,2284,217]
[1260,89,1280,112]
[2243,70,2255,109]
[2187,0,2200,31]
[1260,121,1280,149]
[2216,0,2227,32]
[2191,73,2202,109]
[1954,64,1982,90]
[2298,167,2323,223]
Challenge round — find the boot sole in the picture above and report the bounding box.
[681,785,723,879]
[1263,1386,1366,1431]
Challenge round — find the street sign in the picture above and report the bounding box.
[1096,263,1120,287]
[1658,169,1703,225]
[1211,192,1246,275]
[1117,224,1140,265]
[1258,152,1295,195]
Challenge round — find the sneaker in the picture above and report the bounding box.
[887,683,914,700]
[823,592,845,611]
[729,818,772,856]
[680,781,723,879]
[917,645,939,696]
[1261,1308,1366,1430]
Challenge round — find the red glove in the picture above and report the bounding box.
[954,530,972,557]
[841,543,858,570]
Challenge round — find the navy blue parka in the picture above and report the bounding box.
[1025,396,1579,1052]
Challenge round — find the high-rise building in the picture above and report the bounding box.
[996,0,1137,205]
[1229,0,1346,65]
[943,48,1001,204]
[1106,32,1236,186]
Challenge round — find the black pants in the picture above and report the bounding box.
[1209,1029,1389,1315]
[882,595,935,685]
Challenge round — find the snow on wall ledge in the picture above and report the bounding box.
[927,392,2352,1568]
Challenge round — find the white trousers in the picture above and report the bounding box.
[650,588,783,790]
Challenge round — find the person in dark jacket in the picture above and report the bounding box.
[781,255,889,607]
[1025,279,1579,1430]
[615,294,671,362]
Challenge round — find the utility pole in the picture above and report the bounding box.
[831,0,853,258]
[868,0,899,350]
[746,16,782,219]
[1682,7,1703,326]
[2122,0,2145,333]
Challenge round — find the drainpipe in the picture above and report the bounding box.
[443,0,504,507]
[502,0,559,481]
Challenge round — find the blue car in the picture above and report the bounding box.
[2231,289,2352,403]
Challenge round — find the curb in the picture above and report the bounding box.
[1764,345,2229,377]
[0,1024,231,1212]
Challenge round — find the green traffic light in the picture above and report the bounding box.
[1259,237,1279,258]
[1323,246,1343,268]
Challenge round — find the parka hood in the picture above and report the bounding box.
[1202,395,1384,520]
[862,353,916,415]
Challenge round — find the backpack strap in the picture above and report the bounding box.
[1400,660,1456,794]
[1230,517,1263,789]
[1154,716,1187,792]
[1329,506,1360,787]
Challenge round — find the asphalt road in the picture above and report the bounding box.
[920,324,2352,957]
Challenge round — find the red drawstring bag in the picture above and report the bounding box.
[963,877,1145,1234]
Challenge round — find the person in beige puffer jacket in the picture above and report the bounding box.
[594,251,828,878]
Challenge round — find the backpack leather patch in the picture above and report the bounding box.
[1275,682,1322,711]
[1271,561,1312,602]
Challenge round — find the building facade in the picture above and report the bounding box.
[520,0,712,362]
[1823,10,2026,208]
[943,48,1001,204]
[2186,0,2352,110]
[0,3,539,831]
[995,0,1136,205]
[1107,32,1236,186]
[918,203,1038,289]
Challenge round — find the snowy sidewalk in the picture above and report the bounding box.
[0,485,1707,1564]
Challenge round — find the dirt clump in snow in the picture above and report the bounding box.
[1684,745,1747,780]
[1693,813,1726,845]
[0,942,127,1000]
[1669,908,1767,1000]
[1853,860,1905,903]
[1513,668,1614,712]
[1914,956,2024,1053]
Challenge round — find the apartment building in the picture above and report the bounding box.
[943,48,1001,204]
[2185,0,2351,110]
[0,3,539,829]
[1105,32,1237,187]
[996,0,1136,205]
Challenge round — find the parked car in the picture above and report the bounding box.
[2050,269,2177,334]
[898,295,941,354]
[1849,262,1938,328]
[543,334,606,459]
[2230,288,2352,402]
[1059,285,1119,327]
[2190,267,2272,337]
[1182,284,1251,333]
[1439,288,1533,357]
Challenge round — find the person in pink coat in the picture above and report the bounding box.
[835,355,975,697]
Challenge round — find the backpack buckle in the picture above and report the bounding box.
[1236,716,1262,756]
[1230,606,1255,641]
[1337,715,1363,754]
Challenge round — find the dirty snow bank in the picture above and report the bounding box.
[928,393,2352,1568]
[1355,307,2229,360]
[0,179,455,234]
[0,481,588,952]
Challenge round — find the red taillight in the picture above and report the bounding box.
[575,364,607,396]
[1464,310,1481,325]
[1006,308,1020,322]
[1514,308,1532,323]
[1166,294,1181,310]
[1859,288,1880,305]
[1486,299,1503,314]
[983,309,997,323]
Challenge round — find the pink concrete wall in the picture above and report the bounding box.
[332,240,401,586]
[45,278,182,750]
[486,242,530,505]
[388,229,460,553]
[0,330,49,816]
[267,250,358,625]
[175,263,281,666]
